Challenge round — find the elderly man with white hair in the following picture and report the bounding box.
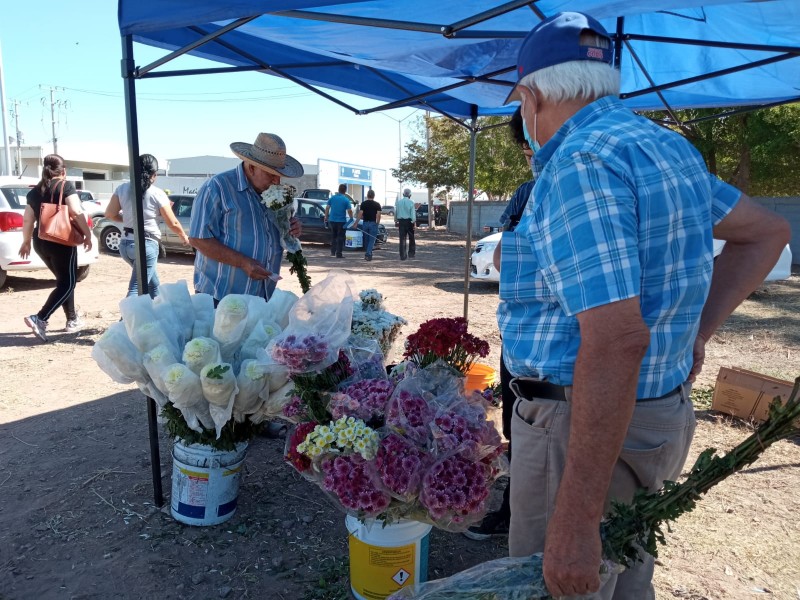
[394,187,417,261]
[496,11,790,599]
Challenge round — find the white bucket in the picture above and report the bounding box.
[170,440,248,526]
[346,516,432,600]
[345,230,363,249]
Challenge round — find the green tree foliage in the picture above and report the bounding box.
[391,114,530,200]
[651,105,800,196]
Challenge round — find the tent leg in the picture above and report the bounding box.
[147,396,164,507]
[463,107,478,320]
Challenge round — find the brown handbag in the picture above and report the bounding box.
[37,179,85,246]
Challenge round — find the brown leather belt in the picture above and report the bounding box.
[511,378,681,403]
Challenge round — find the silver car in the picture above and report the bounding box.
[93,193,195,256]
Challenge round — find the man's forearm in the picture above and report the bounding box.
[557,300,650,522]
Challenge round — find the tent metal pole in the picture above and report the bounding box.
[463,106,478,321]
[122,34,163,508]
[622,33,800,55]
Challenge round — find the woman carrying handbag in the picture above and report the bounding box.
[19,153,93,342]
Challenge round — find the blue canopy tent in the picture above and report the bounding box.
[116,0,800,504]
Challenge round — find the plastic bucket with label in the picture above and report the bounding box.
[345,229,364,249]
[170,440,248,526]
[346,516,432,600]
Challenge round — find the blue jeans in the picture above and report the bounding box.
[361,221,378,257]
[119,237,161,298]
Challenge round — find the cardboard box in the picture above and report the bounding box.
[711,367,795,424]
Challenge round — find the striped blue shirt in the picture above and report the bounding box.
[190,163,282,300]
[498,96,741,398]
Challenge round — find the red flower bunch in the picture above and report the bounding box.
[284,421,318,472]
[403,317,489,375]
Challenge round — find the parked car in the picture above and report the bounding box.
[381,205,395,217]
[296,198,388,248]
[78,190,111,219]
[0,176,99,289]
[470,231,794,285]
[93,193,196,256]
[416,203,447,226]
[299,188,331,201]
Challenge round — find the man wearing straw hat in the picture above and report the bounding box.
[189,132,304,304]
[497,11,790,600]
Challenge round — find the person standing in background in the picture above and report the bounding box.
[352,189,382,261]
[394,188,416,261]
[105,154,190,298]
[189,132,303,304]
[324,184,353,258]
[464,106,534,542]
[19,153,93,341]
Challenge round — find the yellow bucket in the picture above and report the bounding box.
[346,516,431,600]
[464,363,497,395]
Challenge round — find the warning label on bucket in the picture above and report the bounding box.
[392,569,410,585]
[349,535,416,599]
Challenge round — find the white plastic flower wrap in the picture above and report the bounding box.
[152,297,185,352]
[265,288,299,329]
[156,280,195,343]
[143,344,179,399]
[261,184,301,253]
[191,293,215,338]
[213,294,250,362]
[250,380,295,424]
[259,270,357,376]
[120,294,179,356]
[200,363,239,437]
[233,359,269,420]
[182,336,222,375]
[240,319,283,362]
[162,363,215,432]
[91,321,148,384]
[242,295,273,340]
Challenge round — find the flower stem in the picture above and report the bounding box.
[287,250,311,294]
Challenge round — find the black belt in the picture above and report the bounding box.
[124,227,160,242]
[512,378,681,403]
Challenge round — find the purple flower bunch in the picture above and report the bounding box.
[329,378,395,421]
[419,454,491,524]
[432,406,504,461]
[283,394,305,419]
[385,389,435,443]
[375,433,430,498]
[322,454,391,515]
[271,334,330,373]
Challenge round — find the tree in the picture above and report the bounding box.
[650,104,800,196]
[392,114,530,200]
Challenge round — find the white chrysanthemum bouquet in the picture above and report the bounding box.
[92,280,300,450]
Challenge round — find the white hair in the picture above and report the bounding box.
[519,60,620,104]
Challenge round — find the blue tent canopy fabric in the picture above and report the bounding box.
[119,0,800,119]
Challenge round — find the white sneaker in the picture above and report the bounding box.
[65,318,85,333]
[24,315,49,342]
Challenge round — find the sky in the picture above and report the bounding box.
[0,1,422,185]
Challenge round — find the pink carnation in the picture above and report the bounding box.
[322,454,391,515]
[375,433,430,498]
[385,390,434,443]
[329,378,395,421]
[419,454,491,525]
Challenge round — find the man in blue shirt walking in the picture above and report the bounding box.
[499,12,790,599]
[324,184,354,258]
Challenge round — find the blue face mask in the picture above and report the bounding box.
[522,113,541,154]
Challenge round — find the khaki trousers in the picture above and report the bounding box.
[509,382,695,600]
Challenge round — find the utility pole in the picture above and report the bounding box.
[0,41,11,176]
[41,86,64,154]
[12,100,22,176]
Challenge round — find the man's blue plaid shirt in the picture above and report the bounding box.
[498,96,741,399]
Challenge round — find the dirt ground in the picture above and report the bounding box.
[0,227,798,600]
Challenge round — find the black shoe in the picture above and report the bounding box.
[336,254,344,258]
[462,510,509,541]
[258,421,288,439]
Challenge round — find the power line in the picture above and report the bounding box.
[57,84,311,102]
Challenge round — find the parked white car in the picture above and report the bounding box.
[0,176,100,289]
[470,231,793,284]
[78,190,111,219]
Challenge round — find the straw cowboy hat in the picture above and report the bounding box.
[230,132,304,178]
